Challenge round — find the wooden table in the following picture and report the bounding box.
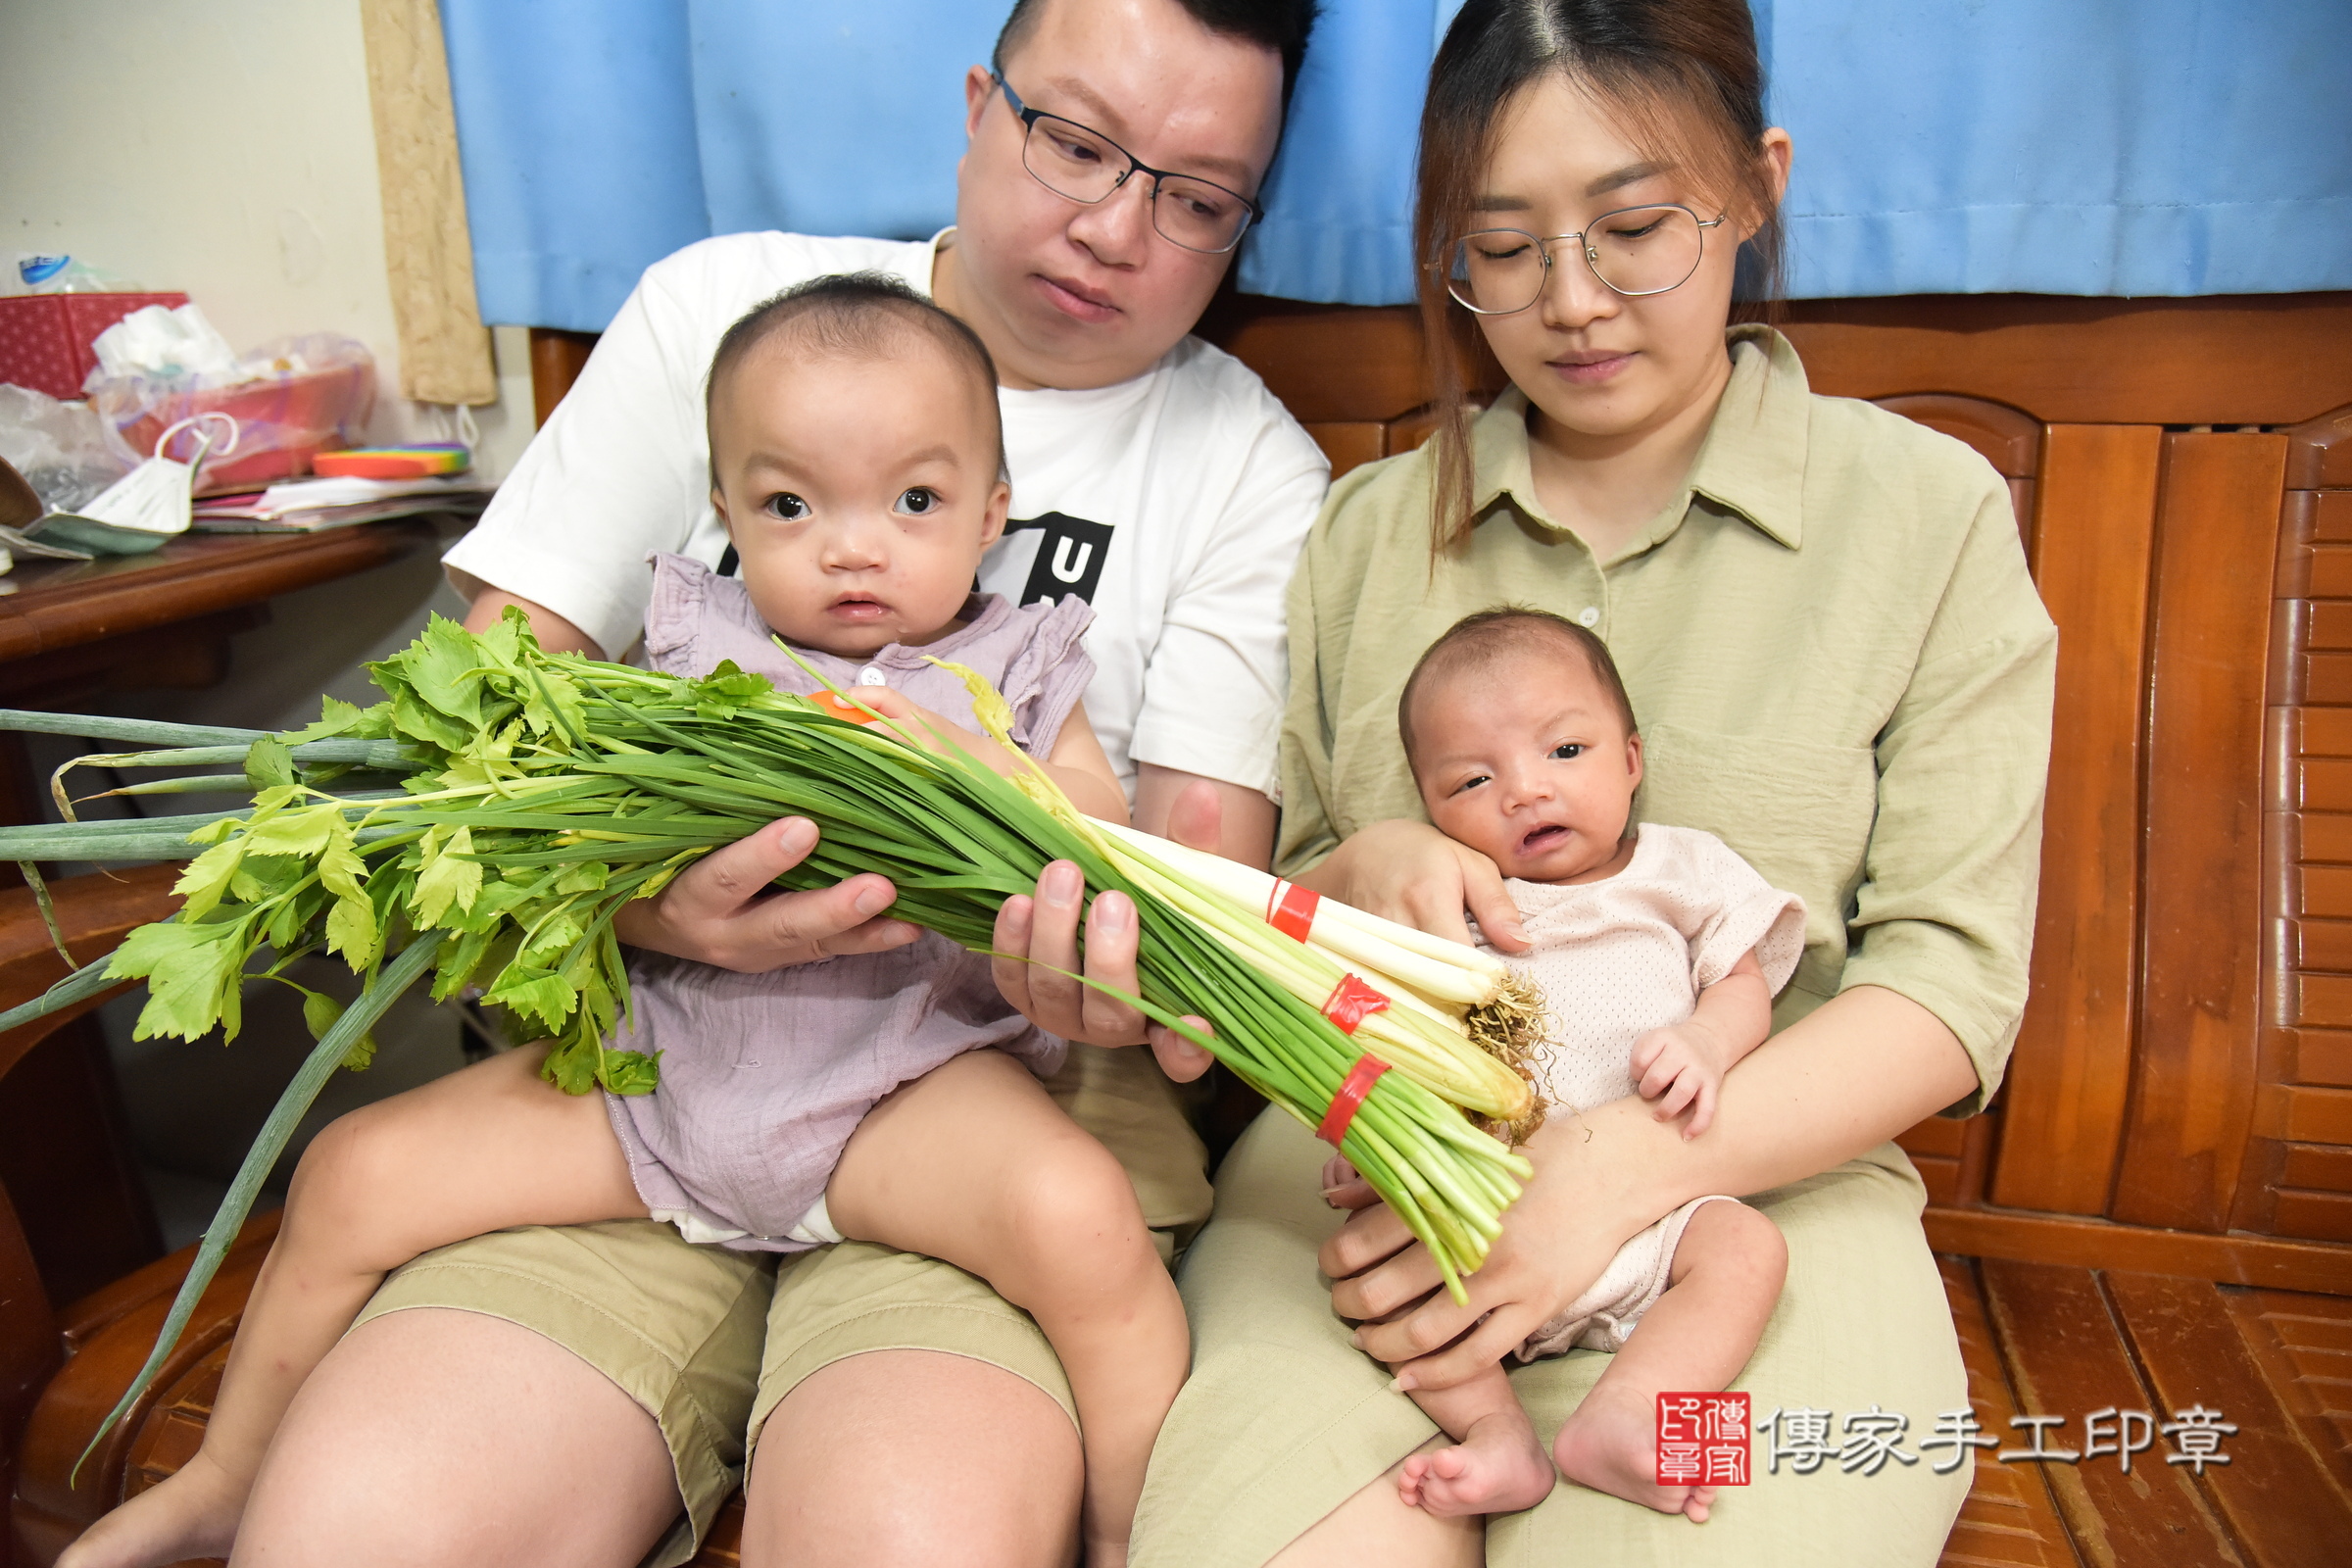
[0,517,450,1323]
[0,521,442,708]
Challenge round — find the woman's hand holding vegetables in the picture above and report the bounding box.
[612,816,922,972]
[1323,1109,1650,1392]
[1295,818,1531,953]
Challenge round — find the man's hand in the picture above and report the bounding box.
[612,817,922,972]
[1630,1019,1735,1138]
[1321,1154,1377,1210]
[989,777,1235,1079]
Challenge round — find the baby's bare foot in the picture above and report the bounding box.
[1552,1395,1718,1522]
[1396,1410,1556,1518]
[56,1450,249,1568]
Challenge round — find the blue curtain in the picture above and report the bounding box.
[442,0,2352,330]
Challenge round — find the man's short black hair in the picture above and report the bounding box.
[1398,607,1639,767]
[993,0,1320,113]
[705,272,1004,483]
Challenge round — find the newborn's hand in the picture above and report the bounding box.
[1630,1020,1732,1138]
[1321,1153,1378,1210]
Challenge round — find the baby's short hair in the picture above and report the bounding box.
[704,272,1004,481]
[1397,607,1638,766]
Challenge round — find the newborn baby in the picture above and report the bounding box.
[1332,607,1804,1524]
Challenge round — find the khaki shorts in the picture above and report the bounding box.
[1131,1111,1971,1568]
[354,1045,1210,1568]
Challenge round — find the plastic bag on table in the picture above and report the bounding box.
[89,333,375,494]
[0,381,132,513]
[32,413,239,556]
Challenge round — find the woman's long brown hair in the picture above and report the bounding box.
[1415,0,1787,557]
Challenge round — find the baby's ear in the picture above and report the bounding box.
[978,477,1011,548]
[710,486,736,538]
[1625,730,1644,789]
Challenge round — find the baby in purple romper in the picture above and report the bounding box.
[78,276,1184,1568]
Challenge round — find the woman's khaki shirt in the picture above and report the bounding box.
[1277,326,2056,1111]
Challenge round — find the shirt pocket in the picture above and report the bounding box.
[1633,721,1878,1003]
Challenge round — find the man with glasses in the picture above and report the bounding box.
[449,0,1319,881]
[244,6,1322,1568]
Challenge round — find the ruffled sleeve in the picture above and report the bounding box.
[1670,826,1809,994]
[998,594,1098,758]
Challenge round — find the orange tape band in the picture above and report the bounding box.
[1316,1054,1393,1147]
[812,690,881,724]
[1265,879,1320,941]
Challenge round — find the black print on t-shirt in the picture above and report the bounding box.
[1004,512,1112,606]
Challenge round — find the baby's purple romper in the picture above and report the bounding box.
[601,555,1093,1251]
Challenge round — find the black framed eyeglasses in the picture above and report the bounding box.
[1441,206,1730,314]
[996,76,1263,255]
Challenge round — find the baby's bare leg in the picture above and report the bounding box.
[58,1046,647,1568]
[826,1049,1187,1568]
[1552,1200,1787,1523]
[1396,1363,1556,1518]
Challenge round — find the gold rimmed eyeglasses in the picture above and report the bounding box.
[1442,206,1729,313]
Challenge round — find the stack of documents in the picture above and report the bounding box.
[194,474,490,531]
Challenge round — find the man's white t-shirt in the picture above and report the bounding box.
[445,230,1330,799]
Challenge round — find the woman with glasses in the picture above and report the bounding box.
[1114,1,2055,1562]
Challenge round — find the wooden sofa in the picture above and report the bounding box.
[9,290,2352,1566]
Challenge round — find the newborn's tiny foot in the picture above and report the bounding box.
[56,1450,249,1568]
[1396,1410,1556,1518]
[1552,1395,1718,1522]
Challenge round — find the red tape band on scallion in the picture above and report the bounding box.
[1317,1054,1393,1147]
[1265,879,1320,941]
[1320,971,1391,1035]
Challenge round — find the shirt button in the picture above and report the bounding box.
[1578,607,1601,628]
[857,666,887,686]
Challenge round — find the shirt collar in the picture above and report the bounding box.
[1467,323,1811,554]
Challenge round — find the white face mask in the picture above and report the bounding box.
[36,414,239,556]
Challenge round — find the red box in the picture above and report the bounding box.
[0,292,192,400]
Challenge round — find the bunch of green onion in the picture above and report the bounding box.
[0,612,1542,1453]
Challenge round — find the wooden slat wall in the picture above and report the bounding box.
[2112,433,2288,1233]
[1990,426,2162,1215]
[2239,409,2352,1244]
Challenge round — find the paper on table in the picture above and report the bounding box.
[191,473,491,531]
[194,473,488,516]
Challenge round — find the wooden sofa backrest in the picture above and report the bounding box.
[1188,289,2352,1291]
[529,294,2352,1289]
